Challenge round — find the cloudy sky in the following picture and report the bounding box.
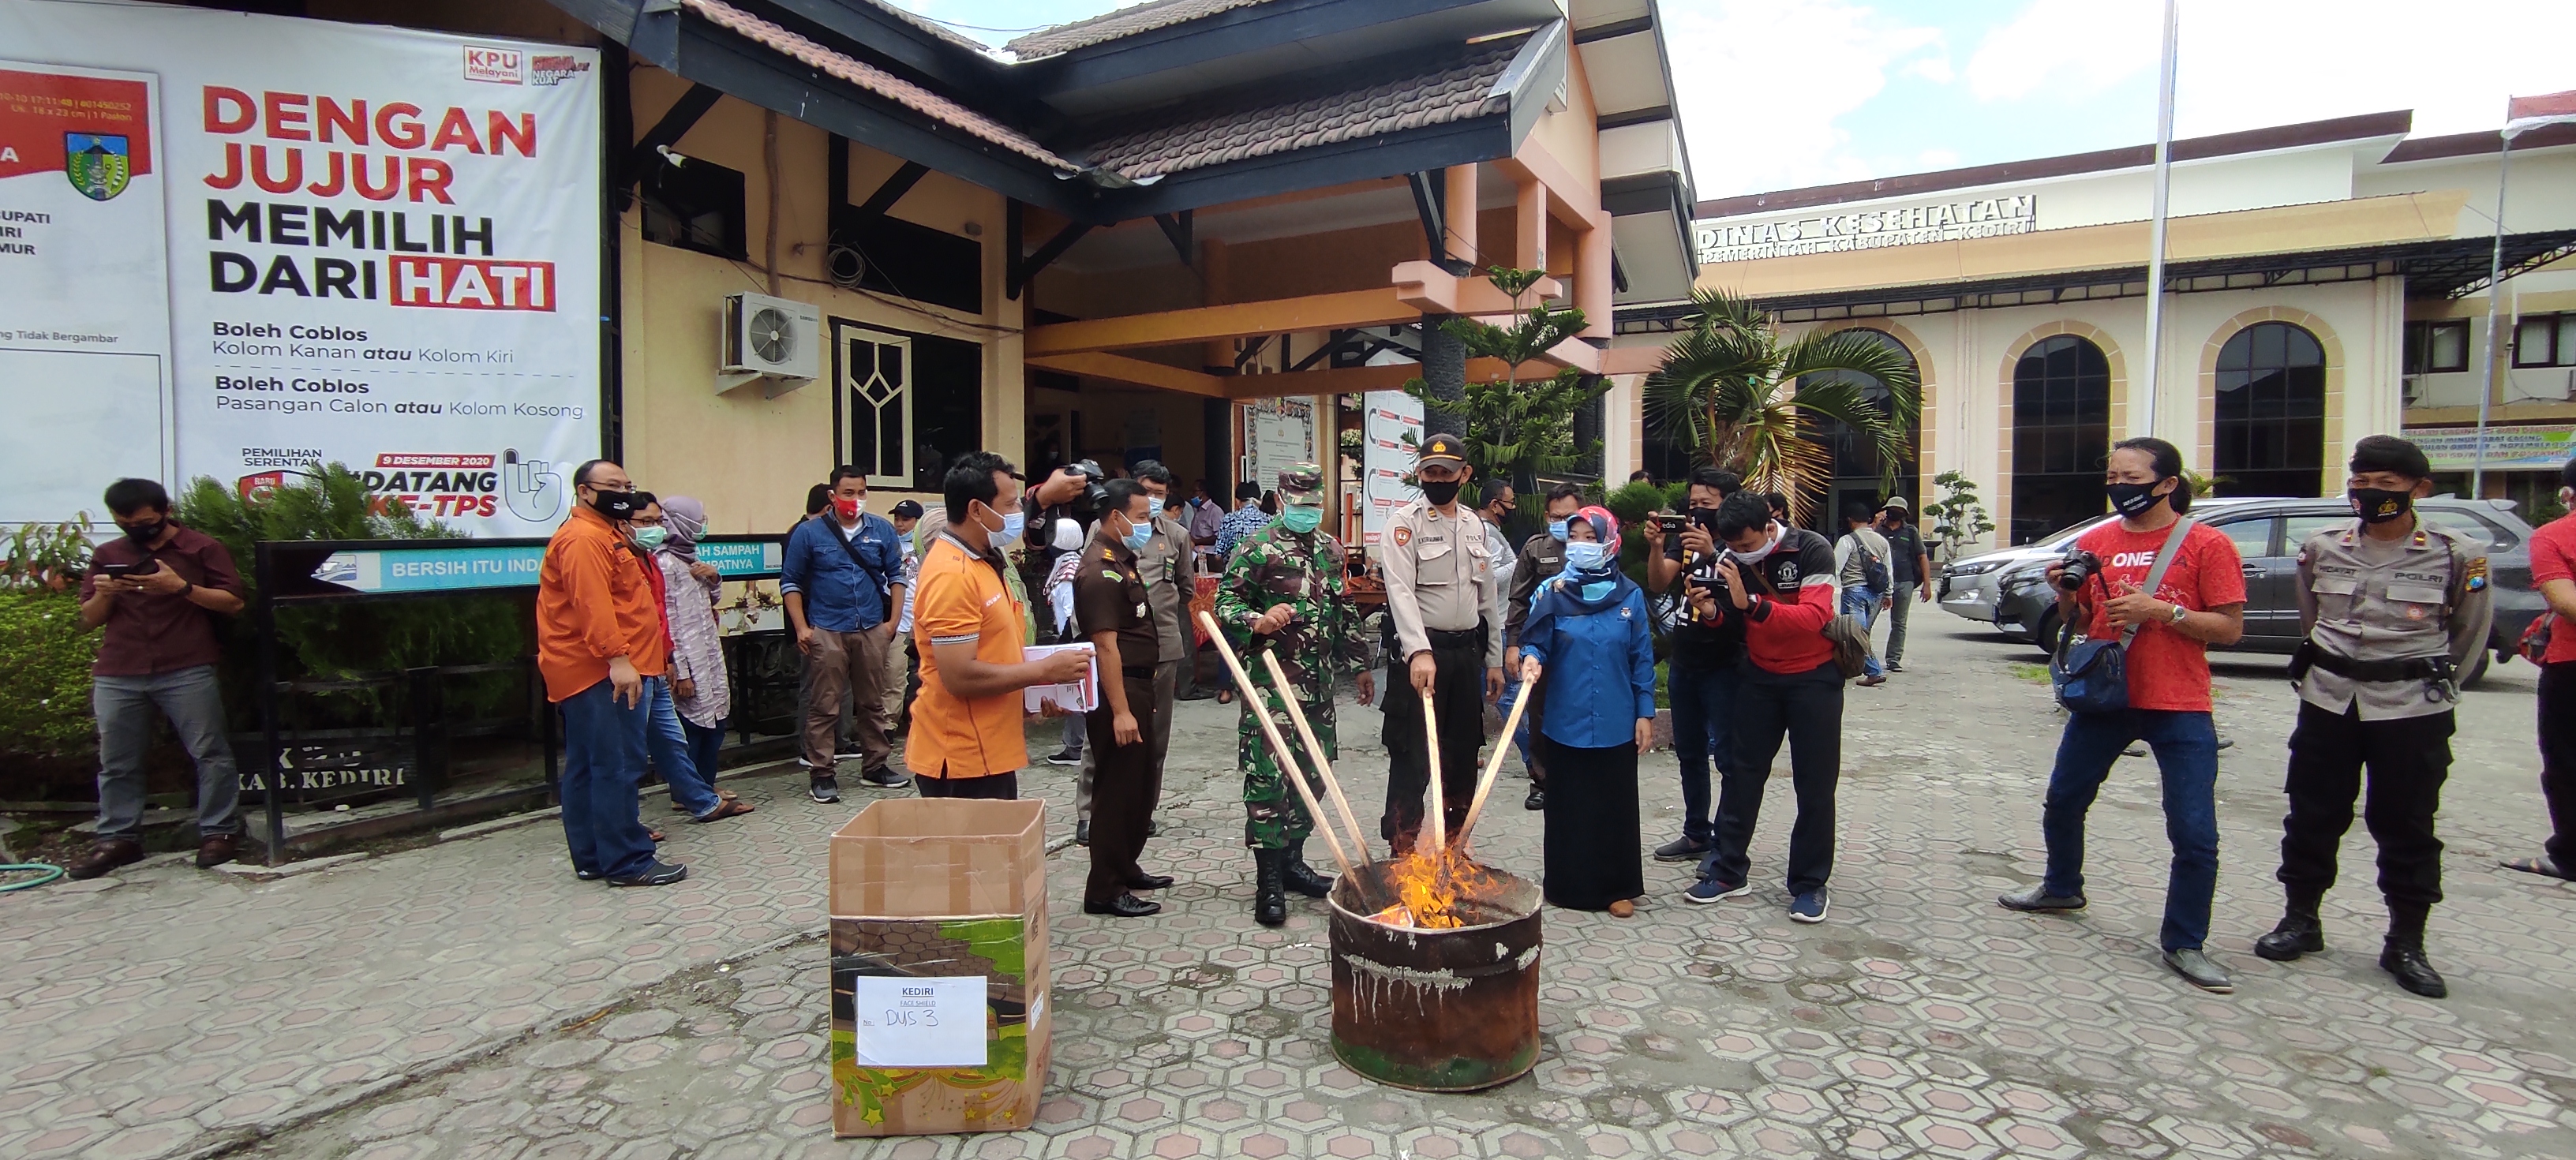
[896,0,2576,198]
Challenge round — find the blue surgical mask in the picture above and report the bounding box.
[988,509,1025,548]
[1549,518,1572,543]
[1122,518,1154,552]
[1565,541,1609,571]
[1279,506,1323,534]
[631,526,668,549]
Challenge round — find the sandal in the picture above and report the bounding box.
[1216,690,1234,705]
[2499,855,2575,881]
[646,828,665,843]
[692,799,756,823]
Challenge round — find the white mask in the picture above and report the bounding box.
[1727,523,1784,564]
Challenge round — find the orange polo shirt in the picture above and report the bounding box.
[907,533,1032,780]
[536,505,668,702]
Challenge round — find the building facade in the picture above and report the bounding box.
[1610,112,2576,548]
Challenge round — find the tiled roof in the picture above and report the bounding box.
[1005,0,1277,60]
[679,0,1080,172]
[857,0,1003,57]
[1073,35,1522,179]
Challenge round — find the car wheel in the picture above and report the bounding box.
[2031,608,2061,660]
[2459,650,2491,690]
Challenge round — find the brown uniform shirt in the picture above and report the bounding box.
[1073,529,1158,675]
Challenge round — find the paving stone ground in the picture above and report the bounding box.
[7,619,2575,1160]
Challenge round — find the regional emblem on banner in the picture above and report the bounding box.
[65,133,131,201]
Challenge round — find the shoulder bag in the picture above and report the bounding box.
[2050,517,2195,714]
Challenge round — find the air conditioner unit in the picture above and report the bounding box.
[2400,374,2424,408]
[721,291,820,381]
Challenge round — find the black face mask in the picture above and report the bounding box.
[587,487,640,519]
[123,519,165,544]
[2349,487,2413,524]
[1419,479,1462,507]
[2106,481,2163,518]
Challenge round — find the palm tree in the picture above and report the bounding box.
[1641,288,1922,525]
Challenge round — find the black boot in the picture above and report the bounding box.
[1252,848,1288,926]
[2379,901,2447,998]
[1282,839,1334,899]
[2253,889,2326,962]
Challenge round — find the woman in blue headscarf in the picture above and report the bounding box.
[1518,505,1656,917]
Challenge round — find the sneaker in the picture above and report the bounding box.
[1045,749,1083,767]
[1653,835,1711,863]
[605,860,690,888]
[861,766,910,788]
[1885,661,1905,673]
[809,775,842,804]
[1683,877,1750,904]
[1789,889,1829,923]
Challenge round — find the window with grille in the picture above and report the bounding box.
[841,328,912,488]
[2213,321,2326,497]
[2009,334,2110,544]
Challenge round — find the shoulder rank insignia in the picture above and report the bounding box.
[2465,556,2488,592]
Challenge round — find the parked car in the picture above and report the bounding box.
[1986,497,2542,687]
[1938,503,2262,624]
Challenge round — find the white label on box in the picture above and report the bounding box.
[851,976,988,1068]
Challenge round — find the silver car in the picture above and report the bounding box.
[1936,515,2121,624]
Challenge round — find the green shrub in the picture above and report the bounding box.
[1603,480,1671,528]
[0,591,102,758]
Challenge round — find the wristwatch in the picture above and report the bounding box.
[2166,602,2188,625]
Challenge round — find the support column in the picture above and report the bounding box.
[1515,178,1544,275]
[1576,211,1612,340]
[1200,239,1233,373]
[1421,164,1478,436]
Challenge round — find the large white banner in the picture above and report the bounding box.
[1359,390,1421,546]
[0,1,601,533]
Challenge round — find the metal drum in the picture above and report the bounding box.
[1324,863,1542,1091]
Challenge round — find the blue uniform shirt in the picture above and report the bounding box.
[781,511,902,632]
[1518,581,1657,749]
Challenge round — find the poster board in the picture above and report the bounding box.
[1360,391,1421,545]
[1240,395,1315,496]
[0,0,602,532]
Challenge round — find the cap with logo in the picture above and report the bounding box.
[1417,432,1467,469]
[1880,496,1908,513]
[1277,462,1326,503]
[889,499,924,519]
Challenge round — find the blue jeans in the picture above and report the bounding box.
[559,679,657,879]
[645,678,722,818]
[1667,661,1740,844]
[684,719,727,797]
[2041,709,2220,951]
[1840,587,1885,678]
[1498,669,1535,775]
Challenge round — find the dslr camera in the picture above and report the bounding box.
[2055,548,2102,593]
[1066,459,1110,515]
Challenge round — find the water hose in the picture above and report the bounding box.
[0,863,65,892]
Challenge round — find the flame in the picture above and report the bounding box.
[1376,844,1503,930]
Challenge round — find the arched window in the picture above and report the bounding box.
[2009,334,2110,544]
[2213,321,2326,496]
[1798,328,1919,530]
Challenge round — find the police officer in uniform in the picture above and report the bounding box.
[1379,433,1504,854]
[1214,466,1372,924]
[2255,436,2492,997]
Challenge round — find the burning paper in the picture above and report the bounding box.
[1383,844,1503,930]
[1367,903,1416,928]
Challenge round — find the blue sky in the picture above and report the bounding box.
[895,0,2576,199]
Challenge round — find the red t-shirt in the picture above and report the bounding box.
[2527,512,2576,664]
[2072,518,2247,713]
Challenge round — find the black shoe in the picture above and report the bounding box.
[605,861,689,887]
[1885,661,1905,673]
[1084,893,1161,917]
[808,775,841,803]
[2379,940,2447,998]
[1074,819,1091,847]
[1998,885,2087,912]
[1282,840,1333,899]
[1045,749,1083,767]
[1252,848,1288,926]
[1125,871,1175,890]
[861,766,909,788]
[2254,912,2325,961]
[1653,835,1710,863]
[1524,785,1545,811]
[1147,818,1159,839]
[2162,948,2233,993]
[575,868,601,881]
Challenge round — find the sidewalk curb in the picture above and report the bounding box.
[182,925,829,1160]
[211,851,373,879]
[437,809,561,843]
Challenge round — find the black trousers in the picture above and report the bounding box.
[1084,673,1159,904]
[1541,735,1643,911]
[916,769,1018,799]
[2278,701,2452,907]
[1381,627,1487,851]
[1705,660,1844,895]
[2540,662,2576,870]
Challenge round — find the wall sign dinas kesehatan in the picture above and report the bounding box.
[1694,194,2039,264]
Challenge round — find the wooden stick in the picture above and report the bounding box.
[1422,684,1447,857]
[1259,650,1372,867]
[1454,669,1535,851]
[1196,612,1359,883]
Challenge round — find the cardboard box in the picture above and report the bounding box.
[1020,642,1098,713]
[829,798,1050,1137]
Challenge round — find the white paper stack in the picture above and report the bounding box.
[1020,642,1099,713]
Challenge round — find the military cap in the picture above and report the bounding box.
[1417,432,1467,468]
[1278,462,1325,502]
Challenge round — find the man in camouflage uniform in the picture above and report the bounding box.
[1215,465,1374,926]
